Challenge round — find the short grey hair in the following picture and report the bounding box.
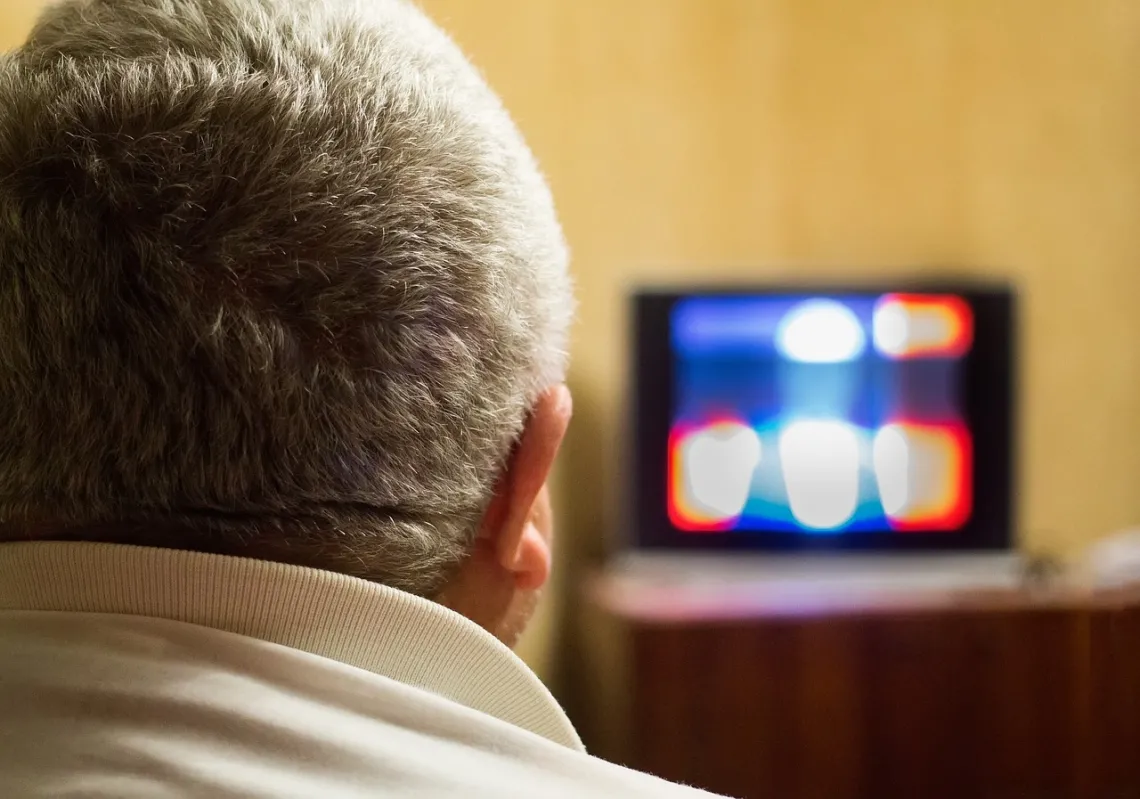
[0,0,572,596]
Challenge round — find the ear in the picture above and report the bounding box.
[479,385,572,591]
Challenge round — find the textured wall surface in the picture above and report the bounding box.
[417,0,1140,554]
[417,0,1140,679]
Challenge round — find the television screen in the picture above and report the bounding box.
[630,284,1015,553]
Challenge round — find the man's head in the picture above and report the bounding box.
[0,0,572,641]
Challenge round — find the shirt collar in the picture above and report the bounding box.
[0,541,582,750]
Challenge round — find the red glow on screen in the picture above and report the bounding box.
[668,418,759,532]
[874,421,972,531]
[873,294,974,360]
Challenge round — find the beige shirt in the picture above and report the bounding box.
[0,542,721,798]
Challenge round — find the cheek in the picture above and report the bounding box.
[498,588,542,650]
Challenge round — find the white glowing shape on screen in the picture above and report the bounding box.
[872,301,910,358]
[680,422,762,521]
[872,424,910,516]
[775,300,866,363]
[779,420,860,529]
[872,423,962,526]
[873,300,957,357]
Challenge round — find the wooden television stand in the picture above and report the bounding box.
[574,562,1140,799]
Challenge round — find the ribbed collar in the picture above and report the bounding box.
[0,541,582,750]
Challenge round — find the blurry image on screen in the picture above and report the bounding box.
[669,294,973,534]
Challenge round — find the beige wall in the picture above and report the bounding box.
[420,0,1140,679]
[0,4,41,49]
[420,0,1140,562]
[5,1,1140,674]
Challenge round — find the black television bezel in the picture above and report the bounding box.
[628,281,1017,554]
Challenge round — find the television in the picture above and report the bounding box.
[629,282,1016,554]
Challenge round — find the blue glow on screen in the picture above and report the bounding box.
[669,294,973,535]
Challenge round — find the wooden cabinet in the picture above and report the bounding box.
[575,574,1140,799]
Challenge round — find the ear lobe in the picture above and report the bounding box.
[481,385,571,585]
[439,387,570,643]
[508,521,551,591]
